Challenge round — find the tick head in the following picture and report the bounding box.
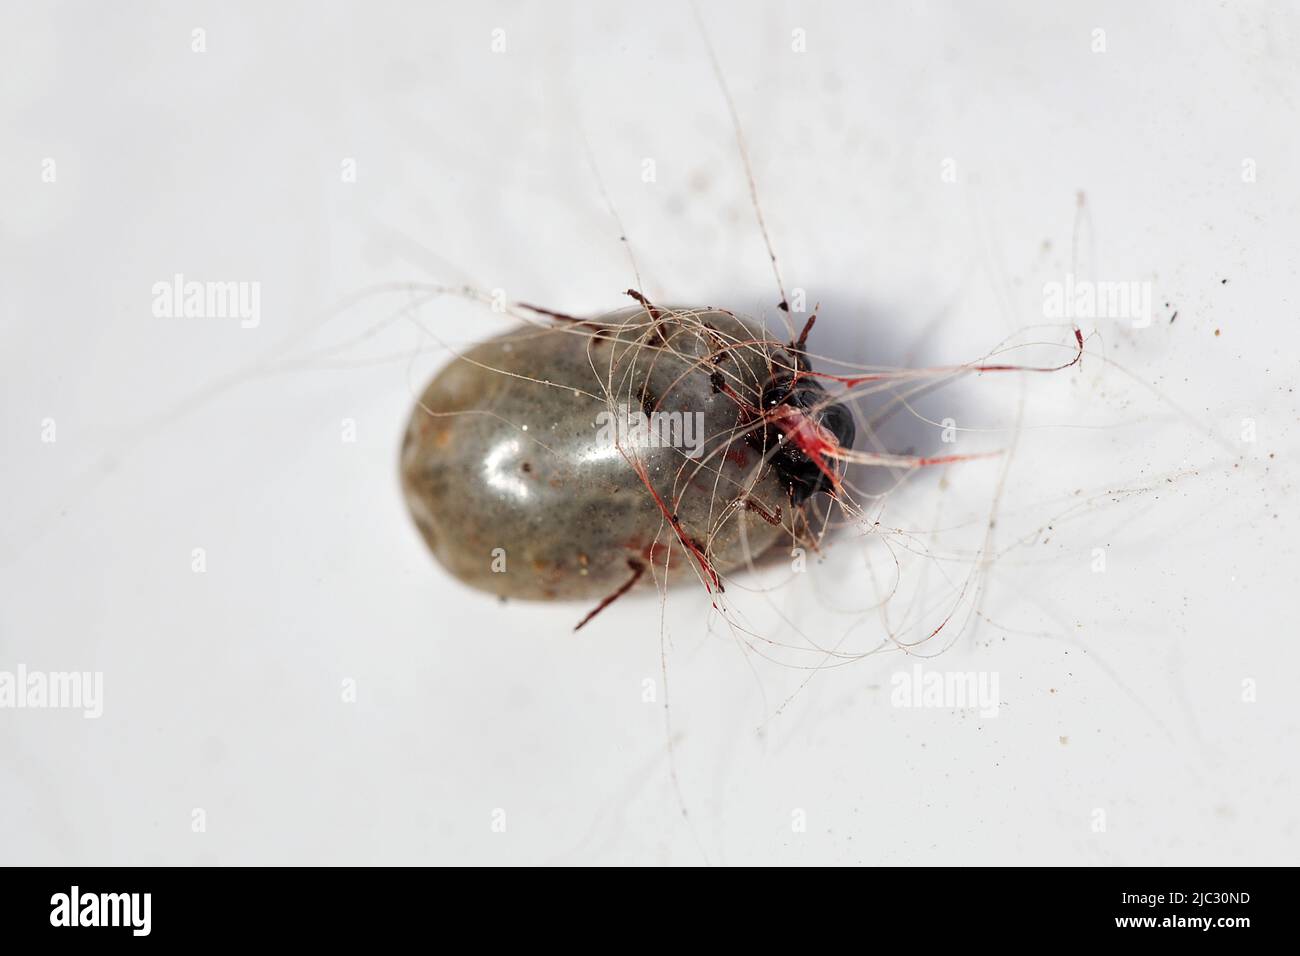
[758,374,856,502]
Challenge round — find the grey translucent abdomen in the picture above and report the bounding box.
[400,307,792,600]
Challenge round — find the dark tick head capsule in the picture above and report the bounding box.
[758,374,857,503]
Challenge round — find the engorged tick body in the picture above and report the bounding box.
[400,304,855,615]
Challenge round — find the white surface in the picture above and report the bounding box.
[2,0,1297,865]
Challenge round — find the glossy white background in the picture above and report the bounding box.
[2,0,1297,864]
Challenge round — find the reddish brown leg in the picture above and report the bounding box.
[573,558,647,632]
[623,288,662,320]
[738,496,782,527]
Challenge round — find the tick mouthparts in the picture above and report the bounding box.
[763,403,852,502]
[760,375,857,454]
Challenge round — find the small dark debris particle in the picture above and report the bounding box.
[1169,311,1178,324]
[1221,278,1229,285]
